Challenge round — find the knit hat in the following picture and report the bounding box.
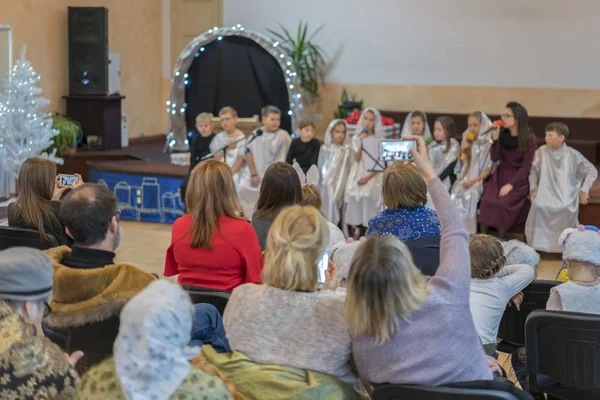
[0,247,53,301]
[559,225,600,266]
[502,239,540,268]
[331,237,366,288]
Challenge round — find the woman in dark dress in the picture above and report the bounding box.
[8,157,78,246]
[478,102,536,238]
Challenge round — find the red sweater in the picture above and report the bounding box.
[164,214,263,291]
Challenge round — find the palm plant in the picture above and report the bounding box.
[267,21,327,103]
[47,113,80,156]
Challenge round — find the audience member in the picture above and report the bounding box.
[347,136,494,386]
[469,234,535,357]
[224,205,363,394]
[286,120,321,173]
[525,122,598,253]
[165,159,263,290]
[512,225,600,391]
[301,183,345,249]
[8,157,81,246]
[180,112,215,202]
[44,184,157,372]
[251,161,302,250]
[479,101,536,238]
[367,162,441,275]
[0,248,80,399]
[237,105,292,218]
[75,280,240,400]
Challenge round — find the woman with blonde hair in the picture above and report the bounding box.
[8,157,80,246]
[347,136,494,386]
[164,159,263,291]
[223,205,363,394]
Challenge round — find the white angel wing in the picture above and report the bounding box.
[306,165,319,186]
[292,162,306,184]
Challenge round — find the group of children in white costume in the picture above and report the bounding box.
[187,105,597,250]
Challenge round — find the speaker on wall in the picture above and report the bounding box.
[68,7,108,96]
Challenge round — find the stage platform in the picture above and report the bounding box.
[56,135,600,226]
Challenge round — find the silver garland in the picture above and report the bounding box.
[165,25,305,152]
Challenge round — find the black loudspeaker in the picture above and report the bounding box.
[68,7,108,95]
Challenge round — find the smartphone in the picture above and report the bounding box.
[317,251,330,284]
[60,174,78,187]
[380,140,417,162]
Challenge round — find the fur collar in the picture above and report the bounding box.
[43,246,156,329]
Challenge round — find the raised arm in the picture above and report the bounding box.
[496,264,535,298]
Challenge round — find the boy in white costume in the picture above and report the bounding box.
[451,111,495,234]
[209,106,246,184]
[318,119,352,226]
[525,122,597,253]
[345,108,385,238]
[237,106,292,218]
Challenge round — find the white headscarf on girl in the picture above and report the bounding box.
[114,280,200,400]
[356,107,385,138]
[324,119,349,145]
[400,111,432,141]
[461,111,492,144]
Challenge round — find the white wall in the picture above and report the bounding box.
[224,0,600,89]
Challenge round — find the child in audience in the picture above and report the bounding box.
[319,119,352,227]
[180,112,215,201]
[299,181,346,250]
[525,122,598,253]
[401,111,432,143]
[451,111,494,234]
[286,120,321,173]
[237,106,292,218]
[428,116,460,189]
[210,107,246,183]
[469,234,535,357]
[345,107,384,239]
[512,225,600,391]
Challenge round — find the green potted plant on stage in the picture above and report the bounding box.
[267,21,327,104]
[48,113,80,156]
[334,87,363,119]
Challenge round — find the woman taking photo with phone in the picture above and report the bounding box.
[223,205,364,396]
[8,157,82,246]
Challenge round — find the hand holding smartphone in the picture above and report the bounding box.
[59,174,79,187]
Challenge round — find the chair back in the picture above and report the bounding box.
[373,383,524,400]
[0,225,58,250]
[497,280,559,346]
[404,236,440,276]
[182,284,231,315]
[526,310,600,392]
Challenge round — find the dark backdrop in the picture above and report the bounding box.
[184,36,291,134]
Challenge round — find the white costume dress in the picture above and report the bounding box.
[237,128,292,218]
[450,112,494,234]
[428,138,460,190]
[210,129,246,184]
[344,108,384,227]
[318,119,352,226]
[525,144,598,253]
[400,111,432,142]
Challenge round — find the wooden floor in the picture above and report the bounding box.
[117,220,563,280]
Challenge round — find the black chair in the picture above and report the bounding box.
[0,225,58,250]
[526,310,600,400]
[404,236,441,276]
[181,284,231,315]
[497,280,559,352]
[373,380,532,400]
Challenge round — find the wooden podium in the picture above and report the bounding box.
[62,95,125,150]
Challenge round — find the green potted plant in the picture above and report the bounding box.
[267,21,327,104]
[49,113,80,156]
[334,88,363,119]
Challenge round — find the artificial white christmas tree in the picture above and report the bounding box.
[0,45,62,198]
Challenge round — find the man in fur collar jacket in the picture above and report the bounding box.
[43,184,156,373]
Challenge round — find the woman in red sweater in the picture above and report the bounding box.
[164,159,263,291]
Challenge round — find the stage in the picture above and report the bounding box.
[57,134,600,226]
[59,136,188,224]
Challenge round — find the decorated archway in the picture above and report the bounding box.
[165,25,305,152]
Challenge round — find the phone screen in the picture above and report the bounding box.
[60,174,78,187]
[380,140,416,161]
[317,251,329,284]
